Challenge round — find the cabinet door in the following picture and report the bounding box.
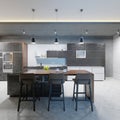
[92,67,104,73]
[13,53,22,73]
[79,67,92,72]
[7,74,20,95]
[67,66,80,70]
[4,43,22,51]
[0,58,3,81]
[0,58,2,72]
[94,74,104,80]
[92,67,104,80]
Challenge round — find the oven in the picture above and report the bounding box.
[3,62,13,73]
[2,52,13,73]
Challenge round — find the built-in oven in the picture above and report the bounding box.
[2,52,13,73]
[3,62,13,73]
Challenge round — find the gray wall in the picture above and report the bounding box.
[113,35,120,79]
[0,35,113,77]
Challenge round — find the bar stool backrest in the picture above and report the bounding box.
[49,73,65,84]
[75,73,92,84]
[19,73,35,85]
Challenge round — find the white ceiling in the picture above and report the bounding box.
[0,0,120,37]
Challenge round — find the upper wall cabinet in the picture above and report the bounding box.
[47,51,67,58]
[0,42,22,52]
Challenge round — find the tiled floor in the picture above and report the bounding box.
[0,78,120,120]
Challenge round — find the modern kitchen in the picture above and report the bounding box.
[0,0,120,120]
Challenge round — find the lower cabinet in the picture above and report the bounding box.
[92,67,104,80]
[7,74,20,96]
[67,66,105,81]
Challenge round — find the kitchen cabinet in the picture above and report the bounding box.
[0,42,27,81]
[67,66,104,81]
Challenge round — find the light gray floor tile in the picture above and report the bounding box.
[0,78,120,120]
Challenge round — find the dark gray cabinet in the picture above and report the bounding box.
[7,74,61,97]
[7,74,20,96]
[47,51,67,58]
[1,42,22,51]
[13,53,22,73]
[0,42,27,81]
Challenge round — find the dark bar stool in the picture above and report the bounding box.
[17,73,36,112]
[48,73,65,111]
[34,75,43,100]
[73,73,93,111]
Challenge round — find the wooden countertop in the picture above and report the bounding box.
[23,69,93,75]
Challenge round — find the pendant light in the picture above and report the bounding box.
[22,29,26,35]
[79,36,84,44]
[54,9,59,44]
[31,37,36,44]
[78,9,85,44]
[31,8,36,44]
[116,29,120,36]
[54,29,59,44]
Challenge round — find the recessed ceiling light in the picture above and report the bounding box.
[85,29,88,35]
[22,29,25,35]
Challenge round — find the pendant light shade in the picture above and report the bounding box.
[31,9,36,44]
[54,37,59,44]
[79,37,84,44]
[54,9,59,44]
[31,37,36,44]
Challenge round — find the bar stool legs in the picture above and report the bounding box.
[17,83,36,112]
[72,82,75,101]
[48,73,65,111]
[73,82,93,111]
[17,83,23,112]
[75,83,79,111]
[48,84,52,111]
[61,83,65,111]
[48,82,65,111]
[32,84,35,111]
[89,84,93,111]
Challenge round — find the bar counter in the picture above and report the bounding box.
[7,69,94,101]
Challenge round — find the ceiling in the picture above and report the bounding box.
[0,0,120,37]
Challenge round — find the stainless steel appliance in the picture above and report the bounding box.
[2,52,13,73]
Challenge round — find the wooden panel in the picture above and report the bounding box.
[22,42,28,71]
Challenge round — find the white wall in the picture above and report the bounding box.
[28,44,67,66]
[113,36,120,79]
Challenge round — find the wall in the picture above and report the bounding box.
[0,36,113,77]
[28,44,67,66]
[113,36,120,79]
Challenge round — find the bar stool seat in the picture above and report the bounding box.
[48,73,65,111]
[17,73,36,112]
[73,73,93,111]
